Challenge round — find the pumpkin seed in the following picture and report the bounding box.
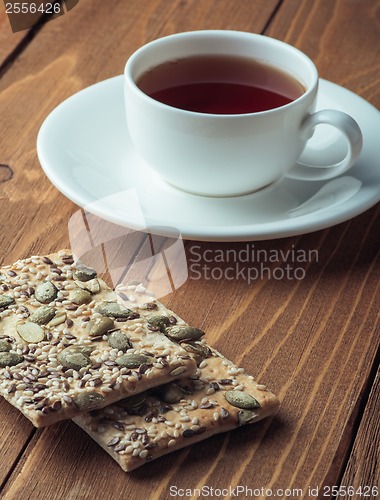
[0,352,24,368]
[70,288,92,305]
[29,306,56,325]
[165,326,205,342]
[0,295,15,308]
[119,392,147,409]
[224,390,261,410]
[0,340,12,352]
[107,331,132,351]
[75,278,100,294]
[17,322,45,343]
[71,345,94,356]
[182,341,212,365]
[237,409,259,426]
[159,383,183,404]
[147,315,170,332]
[34,281,58,304]
[73,267,97,282]
[115,353,154,369]
[94,301,133,318]
[57,349,91,370]
[87,316,114,337]
[83,278,100,294]
[73,391,104,411]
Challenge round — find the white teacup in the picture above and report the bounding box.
[124,30,362,197]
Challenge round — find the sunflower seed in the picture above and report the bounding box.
[170,366,187,377]
[48,311,67,327]
[16,322,45,343]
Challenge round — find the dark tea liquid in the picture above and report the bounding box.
[137,54,305,114]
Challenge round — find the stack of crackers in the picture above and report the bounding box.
[0,250,279,471]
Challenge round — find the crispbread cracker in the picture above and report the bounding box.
[0,251,196,427]
[73,283,280,471]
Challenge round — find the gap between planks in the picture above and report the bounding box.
[332,342,380,492]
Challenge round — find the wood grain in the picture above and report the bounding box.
[340,367,380,498]
[266,0,380,104]
[0,0,379,498]
[0,10,24,66]
[167,208,380,495]
[0,0,280,494]
[0,5,47,70]
[0,400,34,488]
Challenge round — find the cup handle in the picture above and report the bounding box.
[286,109,363,181]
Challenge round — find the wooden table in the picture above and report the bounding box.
[0,1,379,498]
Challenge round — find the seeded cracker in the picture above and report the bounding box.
[0,251,197,427]
[73,284,280,471]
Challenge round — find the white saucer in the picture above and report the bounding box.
[37,76,380,241]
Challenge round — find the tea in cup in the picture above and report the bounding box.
[124,30,362,197]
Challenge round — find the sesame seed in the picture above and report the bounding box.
[256,384,267,391]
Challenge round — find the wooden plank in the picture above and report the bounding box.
[0,0,280,494]
[165,209,380,496]
[0,400,34,487]
[0,0,279,264]
[0,0,379,497]
[0,10,25,65]
[0,5,49,69]
[266,0,380,104]
[2,206,380,498]
[340,368,380,498]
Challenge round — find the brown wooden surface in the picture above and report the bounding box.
[0,0,379,498]
[0,10,24,66]
[340,367,380,497]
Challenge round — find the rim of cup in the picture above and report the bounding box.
[124,30,319,118]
